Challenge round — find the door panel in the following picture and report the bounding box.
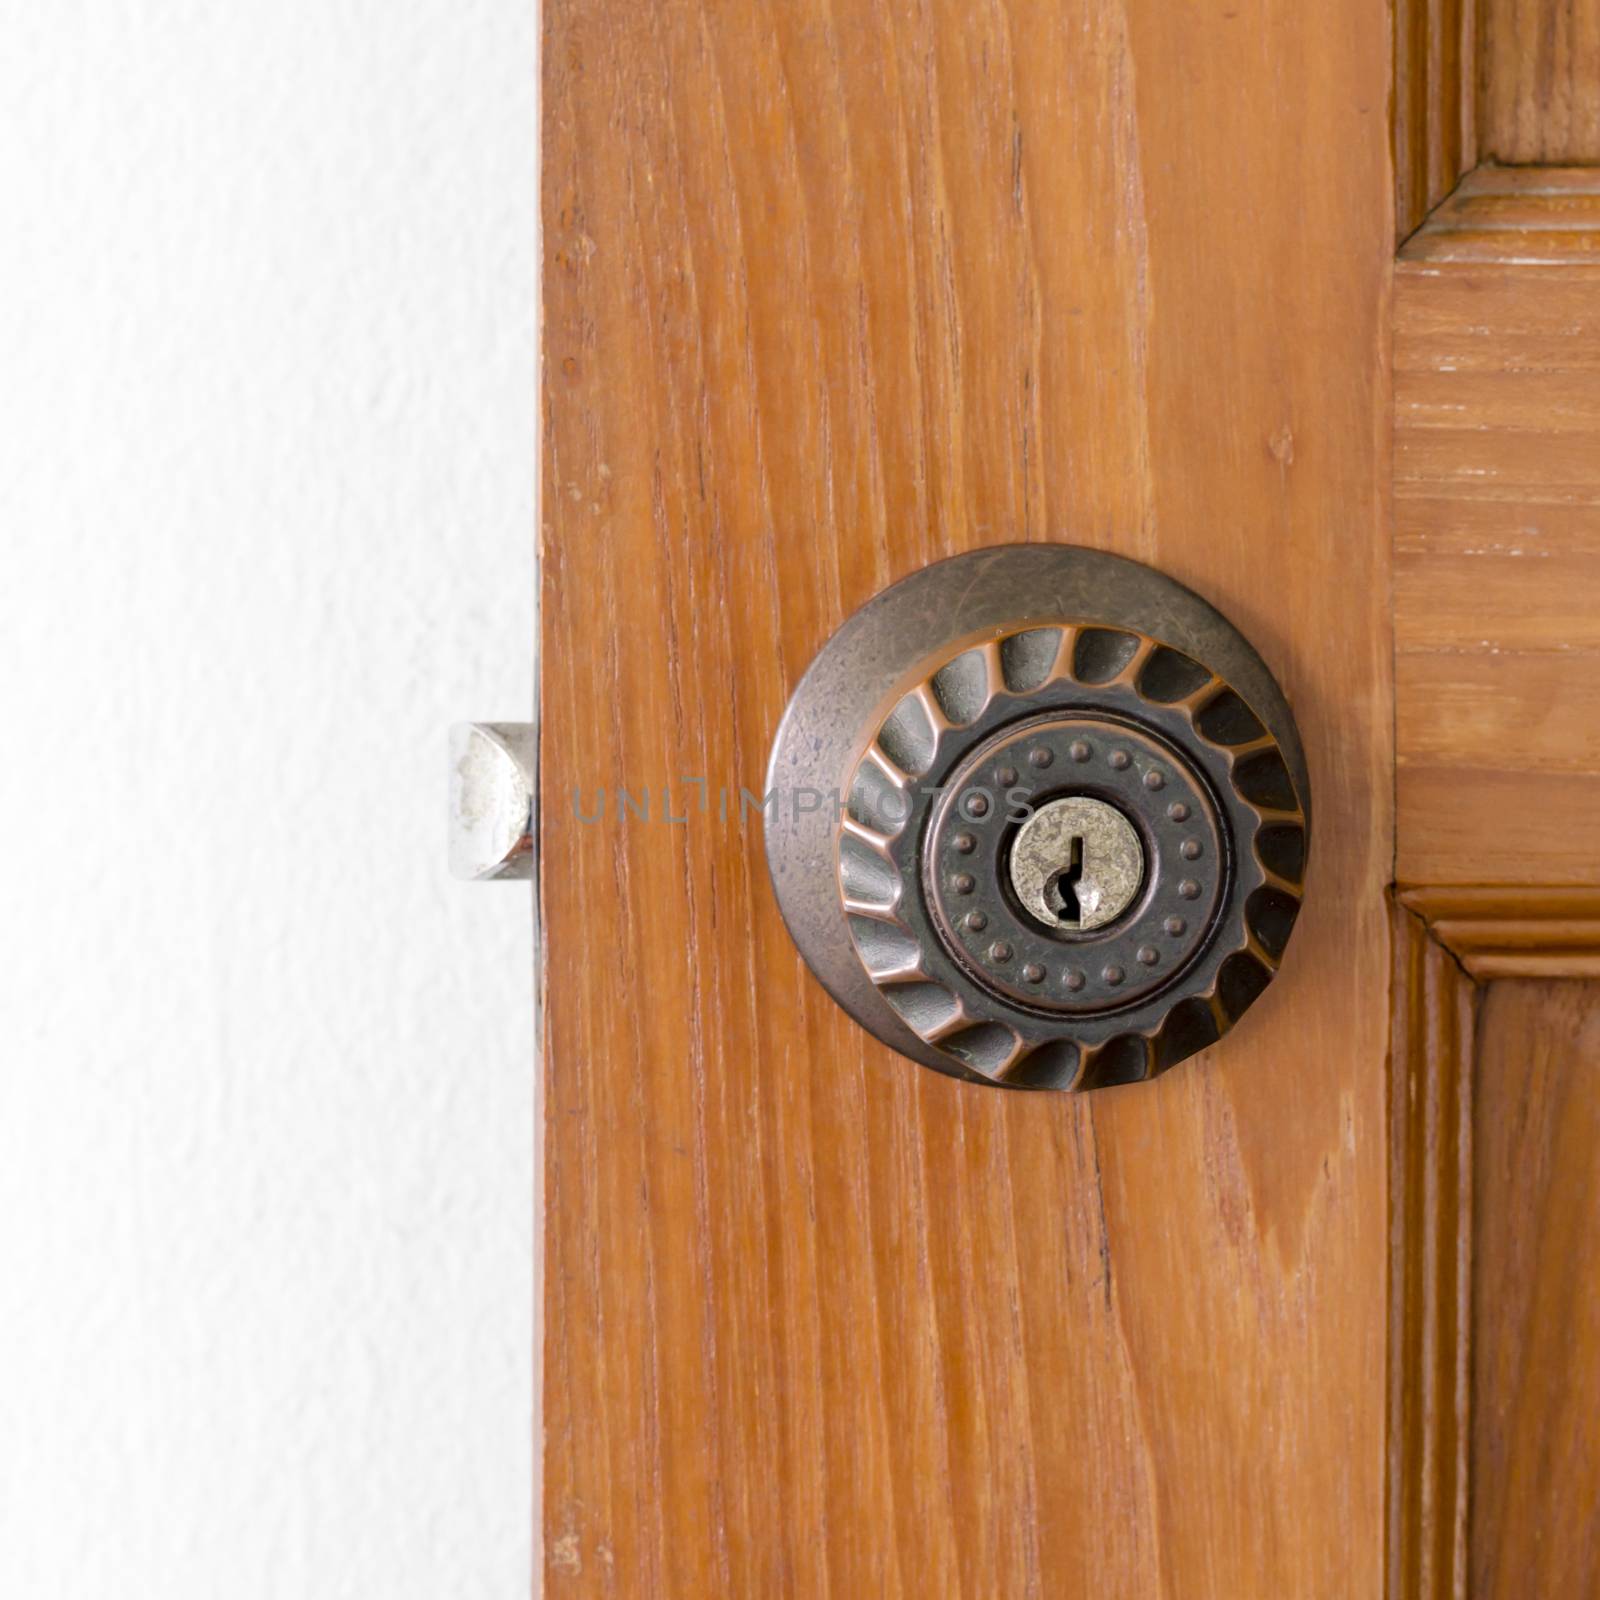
[1481,0,1600,162]
[541,1,1392,1593]
[1472,981,1600,1599]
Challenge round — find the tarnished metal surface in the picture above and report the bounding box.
[764,544,1310,1089]
[1009,796,1144,932]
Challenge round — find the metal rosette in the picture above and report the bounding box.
[764,544,1311,1092]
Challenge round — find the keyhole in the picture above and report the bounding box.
[1008,796,1145,933]
[1048,836,1085,925]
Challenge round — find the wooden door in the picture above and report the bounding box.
[541,2,1600,1594]
[1390,8,1600,1592]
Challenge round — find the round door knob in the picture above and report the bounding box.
[764,545,1310,1091]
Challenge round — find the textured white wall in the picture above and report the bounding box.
[0,5,537,1595]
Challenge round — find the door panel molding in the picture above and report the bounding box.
[1388,908,1600,1600]
[1387,902,1475,1600]
[1393,0,1475,239]
[1400,887,1600,979]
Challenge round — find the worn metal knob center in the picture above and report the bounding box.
[1009,796,1145,931]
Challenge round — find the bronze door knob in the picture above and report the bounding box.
[765,545,1310,1091]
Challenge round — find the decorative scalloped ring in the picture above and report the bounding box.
[835,623,1307,1090]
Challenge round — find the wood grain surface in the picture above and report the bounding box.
[1394,0,1475,240]
[1387,905,1476,1600]
[1400,164,1600,262]
[1401,886,1600,977]
[1481,0,1600,163]
[1396,169,1600,888]
[541,2,1393,1592]
[1471,980,1600,1599]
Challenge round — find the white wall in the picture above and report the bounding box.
[0,6,537,1595]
